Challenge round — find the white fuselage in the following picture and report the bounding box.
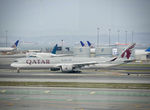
[26,52,55,57]
[134,49,149,56]
[11,56,123,70]
[26,52,71,58]
[0,47,15,52]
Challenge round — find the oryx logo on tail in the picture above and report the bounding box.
[121,43,136,59]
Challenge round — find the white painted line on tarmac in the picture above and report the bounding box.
[90,91,96,95]
[44,90,50,93]
[1,89,6,93]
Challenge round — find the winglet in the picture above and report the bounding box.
[145,47,150,52]
[80,41,85,47]
[51,44,58,54]
[11,40,19,48]
[87,41,91,47]
[121,43,136,59]
[110,57,117,61]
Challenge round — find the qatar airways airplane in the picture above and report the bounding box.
[0,40,19,52]
[11,43,136,73]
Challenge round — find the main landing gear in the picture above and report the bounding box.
[17,68,20,73]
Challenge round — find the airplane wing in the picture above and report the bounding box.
[72,61,97,68]
[56,61,97,69]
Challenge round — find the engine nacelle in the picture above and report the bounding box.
[50,68,60,71]
[61,65,73,72]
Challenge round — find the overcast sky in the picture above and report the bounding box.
[0,0,150,47]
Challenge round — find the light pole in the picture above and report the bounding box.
[97,27,100,47]
[5,30,8,47]
[117,30,120,44]
[125,30,127,44]
[132,31,134,43]
[61,40,63,54]
[108,29,111,46]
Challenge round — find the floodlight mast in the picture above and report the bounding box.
[108,28,111,46]
[97,27,100,47]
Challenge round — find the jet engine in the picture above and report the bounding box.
[50,68,60,71]
[61,65,74,72]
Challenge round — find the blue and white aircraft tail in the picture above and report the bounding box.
[0,40,19,52]
[87,41,95,48]
[26,44,71,58]
[145,47,150,52]
[87,41,91,47]
[80,41,85,47]
[51,44,58,54]
[11,40,19,48]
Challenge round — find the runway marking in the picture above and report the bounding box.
[1,89,150,97]
[44,90,50,93]
[90,91,96,95]
[1,89,6,93]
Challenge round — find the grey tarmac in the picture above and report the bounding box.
[0,86,150,110]
[0,70,150,83]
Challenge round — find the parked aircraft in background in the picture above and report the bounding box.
[26,44,57,57]
[146,47,150,52]
[0,40,19,52]
[26,44,71,58]
[11,43,136,73]
[80,41,94,48]
[86,41,95,54]
[87,41,95,48]
[135,47,150,56]
[80,41,86,47]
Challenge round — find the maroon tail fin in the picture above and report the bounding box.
[121,43,136,59]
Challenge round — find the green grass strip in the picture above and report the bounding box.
[0,81,150,89]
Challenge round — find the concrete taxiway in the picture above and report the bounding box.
[0,70,150,83]
[0,86,150,110]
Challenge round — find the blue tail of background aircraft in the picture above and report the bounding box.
[11,40,19,48]
[87,41,91,47]
[80,41,85,47]
[145,47,150,52]
[51,44,58,54]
